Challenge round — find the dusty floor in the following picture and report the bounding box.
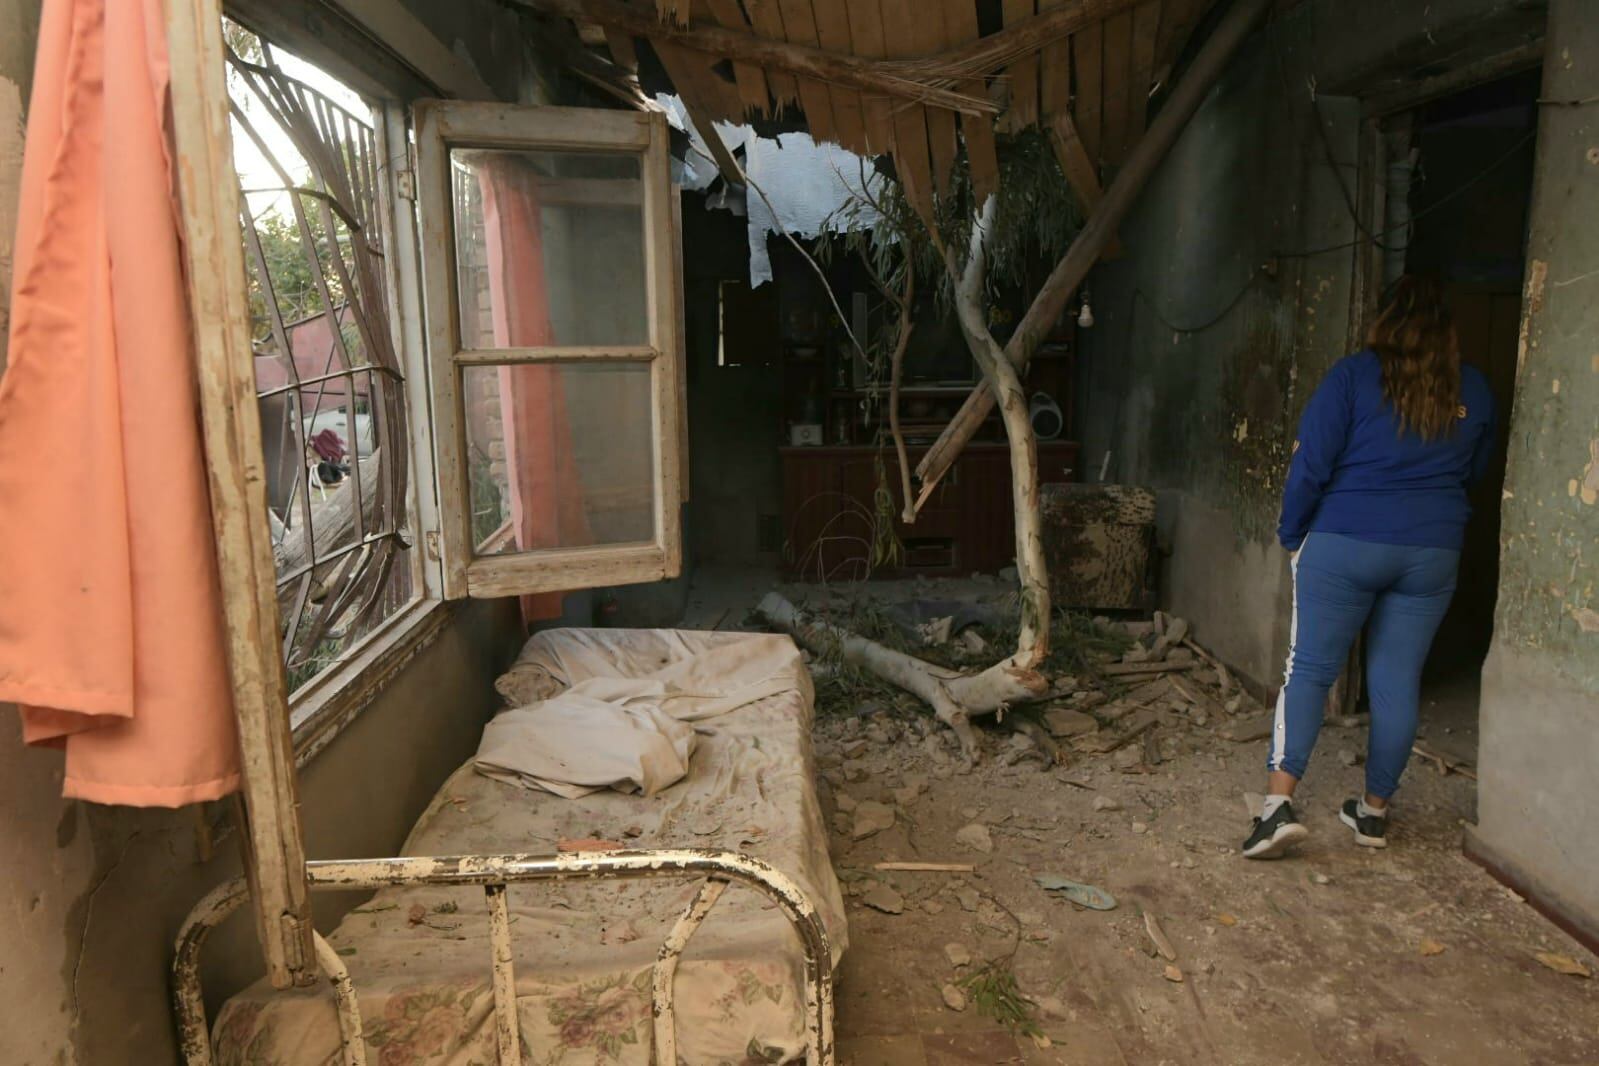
[682,565,1599,1066]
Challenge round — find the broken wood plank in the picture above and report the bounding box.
[810,0,870,153]
[1144,910,1178,961]
[1100,6,1133,163]
[679,90,745,187]
[879,0,937,225]
[941,0,999,205]
[1039,0,1072,121]
[603,26,639,71]
[874,861,976,873]
[742,0,799,106]
[703,0,771,115]
[1049,107,1105,214]
[918,4,960,197]
[1001,0,1039,131]
[775,0,839,143]
[844,0,896,154]
[1100,659,1198,677]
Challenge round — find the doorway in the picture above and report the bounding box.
[1368,68,1540,750]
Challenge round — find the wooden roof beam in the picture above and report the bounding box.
[518,0,1151,116]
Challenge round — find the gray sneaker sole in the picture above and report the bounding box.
[1339,809,1388,848]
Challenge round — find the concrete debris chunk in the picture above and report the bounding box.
[1045,707,1099,737]
[944,942,972,968]
[852,801,896,840]
[955,822,994,853]
[861,882,905,914]
[941,983,968,1011]
[1092,795,1122,812]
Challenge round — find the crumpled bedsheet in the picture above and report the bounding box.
[475,630,803,800]
[211,628,847,1066]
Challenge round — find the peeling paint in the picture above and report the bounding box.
[1516,259,1548,382]
[1581,440,1599,506]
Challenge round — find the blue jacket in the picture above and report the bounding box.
[1277,350,1496,552]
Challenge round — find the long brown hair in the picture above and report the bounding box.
[1365,275,1461,440]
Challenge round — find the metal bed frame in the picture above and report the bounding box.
[173,848,837,1066]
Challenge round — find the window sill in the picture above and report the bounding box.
[290,597,458,766]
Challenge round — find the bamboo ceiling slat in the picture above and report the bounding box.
[916,4,960,197]
[879,0,937,224]
[845,0,897,156]
[943,0,999,205]
[703,0,771,116]
[1101,7,1133,163]
[1071,17,1103,162]
[743,0,798,107]
[810,0,870,155]
[1000,0,1039,132]
[775,0,840,145]
[1128,1,1162,149]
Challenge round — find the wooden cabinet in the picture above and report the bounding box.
[780,441,1080,578]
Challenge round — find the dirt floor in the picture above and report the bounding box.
[681,567,1599,1066]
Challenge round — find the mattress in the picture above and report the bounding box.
[212,628,848,1066]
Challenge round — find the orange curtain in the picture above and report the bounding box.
[0,0,240,804]
[477,157,591,624]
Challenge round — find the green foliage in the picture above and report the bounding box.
[245,209,349,342]
[821,128,1083,324]
[957,963,1042,1038]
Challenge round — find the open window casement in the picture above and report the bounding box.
[415,102,683,599]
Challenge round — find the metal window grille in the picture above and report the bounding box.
[225,24,415,690]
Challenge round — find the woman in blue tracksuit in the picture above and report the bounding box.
[1243,275,1497,859]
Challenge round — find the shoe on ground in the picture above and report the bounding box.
[1242,801,1310,859]
[1340,798,1389,848]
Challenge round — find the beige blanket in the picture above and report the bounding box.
[476,633,801,799]
[212,628,847,1066]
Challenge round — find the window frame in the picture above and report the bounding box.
[413,100,684,600]
[220,25,449,751]
[281,97,453,753]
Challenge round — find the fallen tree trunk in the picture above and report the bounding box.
[913,0,1275,499]
[757,591,1048,761]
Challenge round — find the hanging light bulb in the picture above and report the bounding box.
[1077,291,1095,328]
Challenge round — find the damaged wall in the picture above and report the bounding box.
[1470,0,1599,944]
[1077,0,1546,687]
[0,2,532,1063]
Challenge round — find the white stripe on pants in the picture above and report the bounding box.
[1270,538,1305,771]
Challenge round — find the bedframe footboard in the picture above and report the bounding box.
[173,849,836,1066]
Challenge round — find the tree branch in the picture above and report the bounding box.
[887,268,917,523]
[943,199,1051,665]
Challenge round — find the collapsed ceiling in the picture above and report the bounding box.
[520,0,1221,223]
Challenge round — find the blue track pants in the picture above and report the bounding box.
[1269,532,1459,799]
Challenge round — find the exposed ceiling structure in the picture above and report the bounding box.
[521,0,1221,222]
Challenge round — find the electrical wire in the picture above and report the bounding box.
[1131,268,1265,335]
[1274,129,1536,260]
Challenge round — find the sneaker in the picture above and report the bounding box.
[1242,801,1310,859]
[1339,799,1389,848]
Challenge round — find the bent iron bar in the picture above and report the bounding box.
[173,849,837,1066]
